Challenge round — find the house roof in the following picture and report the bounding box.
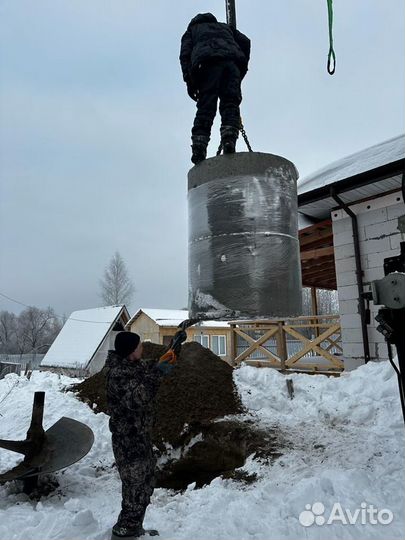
[297,134,405,220]
[127,308,230,329]
[41,305,129,369]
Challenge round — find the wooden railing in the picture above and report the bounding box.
[230,315,343,372]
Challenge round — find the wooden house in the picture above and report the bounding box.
[126,308,232,363]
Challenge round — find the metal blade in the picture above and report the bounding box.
[0,417,94,482]
[0,461,38,483]
[0,439,30,455]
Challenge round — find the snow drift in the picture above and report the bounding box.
[0,359,404,540]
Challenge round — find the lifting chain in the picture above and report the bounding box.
[239,117,253,152]
[216,116,253,156]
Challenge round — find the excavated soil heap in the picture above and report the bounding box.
[72,342,243,446]
[72,367,109,414]
[72,342,281,488]
[151,342,244,447]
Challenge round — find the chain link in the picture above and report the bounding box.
[239,117,253,152]
[216,116,253,156]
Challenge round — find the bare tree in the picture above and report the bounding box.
[0,311,17,353]
[0,307,62,355]
[99,251,135,306]
[16,306,62,354]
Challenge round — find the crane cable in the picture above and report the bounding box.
[216,1,253,155]
[327,0,336,74]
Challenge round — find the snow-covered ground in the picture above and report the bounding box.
[0,361,404,540]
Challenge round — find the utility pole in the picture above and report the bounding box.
[225,0,237,28]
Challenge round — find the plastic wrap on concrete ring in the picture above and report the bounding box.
[188,152,303,320]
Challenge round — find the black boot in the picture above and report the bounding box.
[191,135,209,165]
[111,525,159,539]
[220,125,239,154]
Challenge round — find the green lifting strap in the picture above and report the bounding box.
[327,0,336,74]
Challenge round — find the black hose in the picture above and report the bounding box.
[387,341,405,425]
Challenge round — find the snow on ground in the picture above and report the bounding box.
[0,361,404,540]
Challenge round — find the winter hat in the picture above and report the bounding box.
[114,331,141,358]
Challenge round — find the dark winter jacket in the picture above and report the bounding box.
[180,13,251,82]
[105,351,163,440]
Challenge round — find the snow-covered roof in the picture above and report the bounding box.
[128,308,230,328]
[137,308,189,326]
[41,305,129,369]
[298,134,405,195]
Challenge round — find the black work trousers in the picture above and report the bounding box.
[192,60,242,139]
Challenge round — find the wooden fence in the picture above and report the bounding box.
[230,315,343,372]
[0,353,45,368]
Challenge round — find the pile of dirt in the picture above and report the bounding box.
[152,342,244,447]
[71,341,282,488]
[71,341,244,446]
[71,367,108,414]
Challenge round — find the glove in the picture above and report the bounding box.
[157,360,174,375]
[186,80,199,102]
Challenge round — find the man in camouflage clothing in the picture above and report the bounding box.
[106,331,173,539]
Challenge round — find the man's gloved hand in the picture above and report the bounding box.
[157,360,174,375]
[186,80,199,102]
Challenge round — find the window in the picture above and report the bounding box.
[194,333,227,356]
[194,333,209,349]
[211,335,226,356]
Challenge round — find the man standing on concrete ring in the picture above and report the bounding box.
[106,331,174,540]
[180,12,250,165]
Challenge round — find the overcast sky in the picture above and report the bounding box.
[0,0,404,318]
